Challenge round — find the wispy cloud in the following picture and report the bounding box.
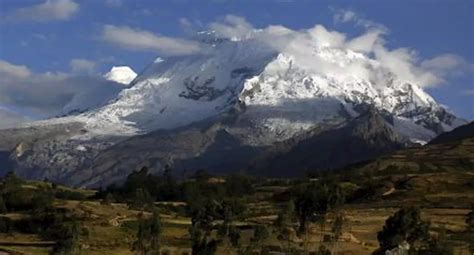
[209,15,255,41]
[332,8,388,32]
[4,0,79,22]
[101,25,205,56]
[0,60,32,78]
[461,89,474,96]
[70,59,97,74]
[421,54,474,78]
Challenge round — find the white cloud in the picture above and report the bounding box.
[421,54,474,77]
[5,0,79,22]
[307,25,346,48]
[373,46,441,87]
[206,14,471,88]
[179,17,198,35]
[179,18,192,28]
[346,30,385,53]
[334,9,357,23]
[0,60,32,78]
[333,8,388,32]
[102,25,204,56]
[209,15,255,41]
[70,59,96,74]
[0,59,124,118]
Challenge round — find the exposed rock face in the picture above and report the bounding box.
[252,109,408,176]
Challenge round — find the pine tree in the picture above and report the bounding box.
[466,204,474,230]
[132,210,162,255]
[51,220,81,255]
[129,188,153,210]
[0,195,7,214]
[274,200,295,253]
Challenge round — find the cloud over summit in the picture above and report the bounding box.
[96,12,471,89]
[201,14,471,89]
[101,25,205,56]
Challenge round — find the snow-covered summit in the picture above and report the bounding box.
[25,27,464,144]
[104,66,137,85]
[74,35,463,143]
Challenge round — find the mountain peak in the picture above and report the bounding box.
[104,66,137,85]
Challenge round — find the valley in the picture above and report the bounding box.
[0,131,472,255]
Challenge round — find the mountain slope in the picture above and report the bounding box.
[255,109,408,176]
[429,121,474,144]
[338,121,474,176]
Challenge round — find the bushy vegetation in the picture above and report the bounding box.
[376,206,457,255]
[132,210,162,255]
[0,172,85,254]
[95,167,256,209]
[0,166,471,254]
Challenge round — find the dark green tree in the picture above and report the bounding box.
[129,188,153,210]
[188,198,220,255]
[331,212,345,253]
[224,174,255,197]
[32,189,54,214]
[274,200,296,253]
[50,220,81,255]
[294,182,344,233]
[218,198,245,237]
[190,225,218,255]
[377,207,430,253]
[315,245,331,255]
[416,226,453,255]
[274,200,295,229]
[101,193,115,205]
[466,205,474,230]
[331,213,344,241]
[1,171,23,191]
[293,182,344,254]
[0,195,7,214]
[132,210,162,255]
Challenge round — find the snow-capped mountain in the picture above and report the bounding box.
[78,35,462,143]
[0,31,466,186]
[104,66,137,85]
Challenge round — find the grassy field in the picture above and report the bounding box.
[0,170,472,255]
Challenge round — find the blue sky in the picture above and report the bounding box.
[0,0,473,120]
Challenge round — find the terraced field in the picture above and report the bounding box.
[0,136,473,254]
